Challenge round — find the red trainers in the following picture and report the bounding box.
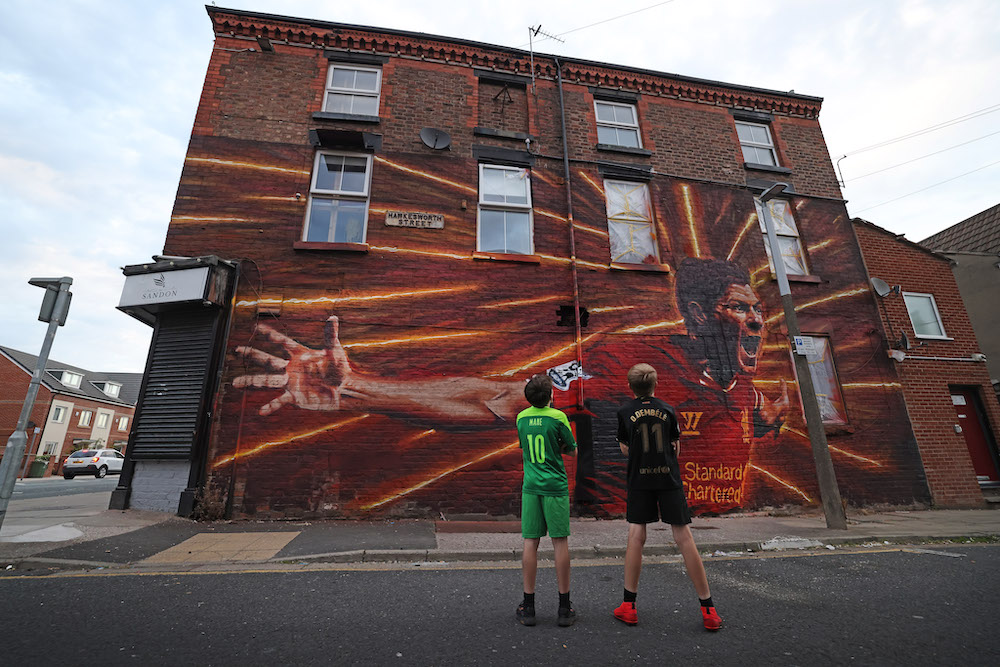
[613,601,638,625]
[701,605,722,631]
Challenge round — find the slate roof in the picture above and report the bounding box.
[920,202,1000,254]
[0,345,143,407]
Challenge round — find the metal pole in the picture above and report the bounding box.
[0,277,72,530]
[758,186,847,529]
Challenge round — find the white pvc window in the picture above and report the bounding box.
[595,101,641,148]
[118,416,129,431]
[736,121,778,166]
[903,292,947,338]
[604,180,658,264]
[756,198,808,276]
[102,382,121,398]
[323,64,381,116]
[52,406,67,423]
[303,152,372,243]
[61,371,82,388]
[477,164,533,255]
[79,410,93,427]
[96,413,110,429]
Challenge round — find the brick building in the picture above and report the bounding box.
[853,219,1000,506]
[0,346,141,476]
[920,202,1000,396]
[114,6,932,518]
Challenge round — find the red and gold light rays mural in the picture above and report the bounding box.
[180,148,926,518]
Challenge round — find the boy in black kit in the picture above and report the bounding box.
[613,363,723,631]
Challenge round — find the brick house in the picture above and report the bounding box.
[113,6,933,518]
[920,202,1000,397]
[853,219,1000,505]
[0,346,141,477]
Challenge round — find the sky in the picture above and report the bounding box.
[1,0,998,373]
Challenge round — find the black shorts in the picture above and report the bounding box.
[626,485,692,525]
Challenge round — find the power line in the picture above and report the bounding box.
[839,103,1000,158]
[852,160,1000,214]
[518,0,680,47]
[845,130,1000,182]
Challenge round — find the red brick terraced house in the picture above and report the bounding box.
[0,346,142,477]
[853,219,1000,506]
[112,6,935,518]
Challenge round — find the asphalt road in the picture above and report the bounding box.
[2,545,997,666]
[12,476,118,500]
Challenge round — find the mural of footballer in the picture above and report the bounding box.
[233,257,789,515]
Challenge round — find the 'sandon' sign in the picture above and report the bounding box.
[385,211,444,229]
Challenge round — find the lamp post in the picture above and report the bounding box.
[0,277,73,531]
[758,185,847,529]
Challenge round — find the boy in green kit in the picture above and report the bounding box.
[515,374,578,627]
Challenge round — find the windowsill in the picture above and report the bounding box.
[743,162,791,175]
[474,127,532,141]
[293,241,369,252]
[766,273,823,284]
[472,252,541,264]
[610,262,671,273]
[312,111,381,124]
[914,335,954,341]
[596,144,652,157]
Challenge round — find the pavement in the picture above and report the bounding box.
[3,480,998,575]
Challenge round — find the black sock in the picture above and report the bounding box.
[559,591,571,609]
[523,592,535,607]
[624,588,637,604]
[700,596,714,608]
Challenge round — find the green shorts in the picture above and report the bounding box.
[521,493,570,539]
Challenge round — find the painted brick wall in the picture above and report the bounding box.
[150,9,932,519]
[129,460,191,513]
[854,221,997,507]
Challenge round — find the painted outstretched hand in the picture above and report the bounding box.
[758,378,790,429]
[233,316,352,416]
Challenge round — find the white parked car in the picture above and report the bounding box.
[62,449,125,479]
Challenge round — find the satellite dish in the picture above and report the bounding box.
[897,331,911,350]
[419,127,451,150]
[871,277,892,298]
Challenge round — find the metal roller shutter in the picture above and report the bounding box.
[129,309,218,460]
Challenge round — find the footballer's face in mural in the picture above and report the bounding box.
[713,283,765,376]
[684,278,766,389]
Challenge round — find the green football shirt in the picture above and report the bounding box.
[516,406,577,496]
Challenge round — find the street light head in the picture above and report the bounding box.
[28,277,73,288]
[759,183,789,202]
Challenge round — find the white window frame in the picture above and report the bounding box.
[302,151,373,244]
[96,412,110,429]
[902,292,949,339]
[60,371,82,388]
[736,121,779,166]
[118,416,129,431]
[52,406,67,423]
[102,382,121,398]
[79,410,93,427]
[604,179,659,264]
[476,164,534,255]
[594,100,642,149]
[756,198,809,276]
[43,442,60,456]
[323,63,382,116]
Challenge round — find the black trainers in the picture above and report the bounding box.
[557,606,577,627]
[516,603,536,626]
